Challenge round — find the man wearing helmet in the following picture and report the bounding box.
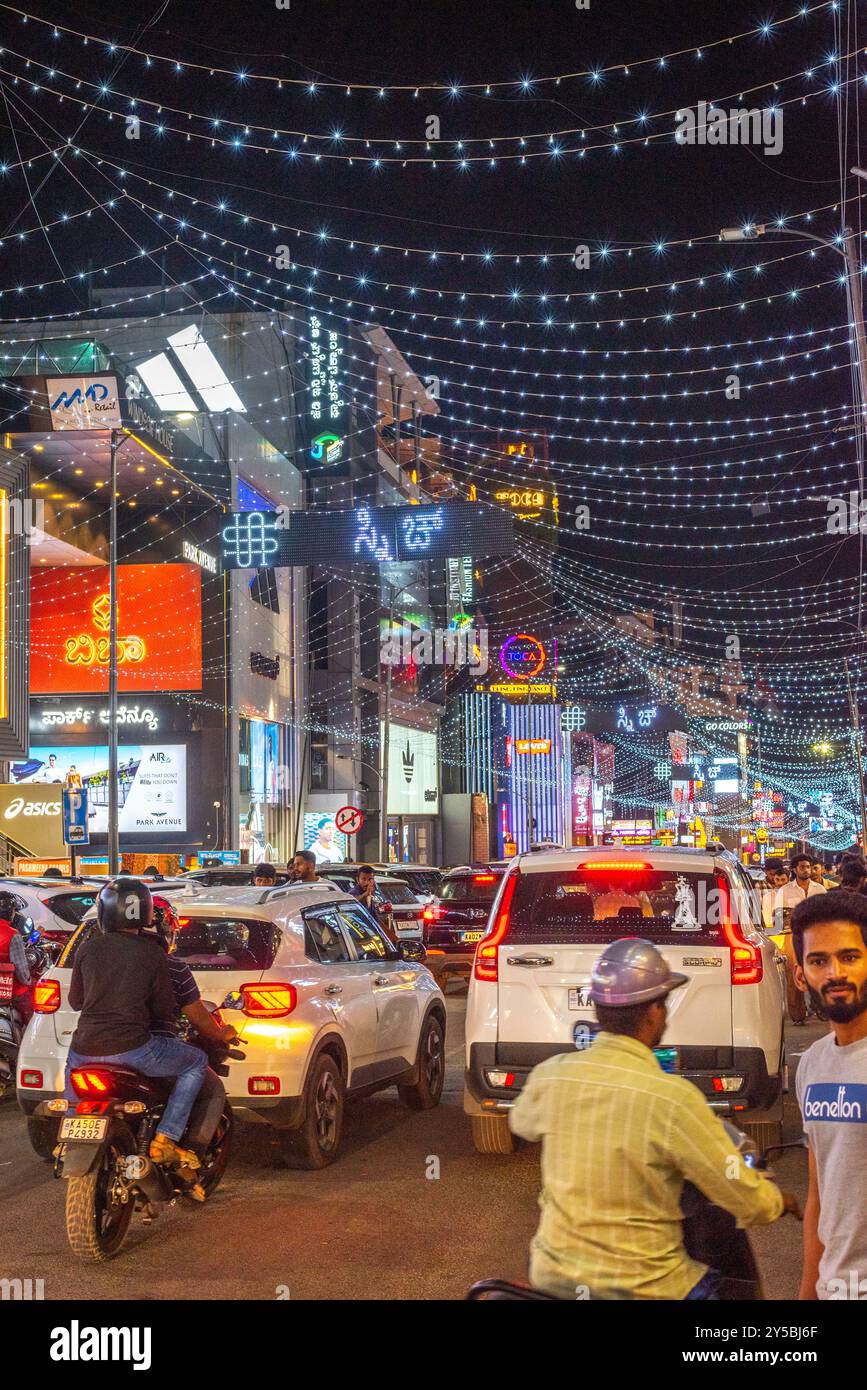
[0,890,33,1024]
[66,878,208,1171]
[510,937,798,1300]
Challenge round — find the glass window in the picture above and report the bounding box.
[439,875,502,904]
[334,902,395,962]
[45,892,99,926]
[304,907,350,963]
[374,880,420,906]
[173,915,280,970]
[506,868,726,946]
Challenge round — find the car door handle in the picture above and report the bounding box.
[506,955,554,967]
[373,975,390,986]
[324,984,343,996]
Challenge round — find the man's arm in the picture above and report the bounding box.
[799,1144,823,1299]
[669,1084,788,1227]
[182,998,237,1044]
[508,1062,550,1142]
[8,933,31,986]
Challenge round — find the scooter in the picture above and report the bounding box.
[0,934,50,1100]
[466,1125,806,1301]
[35,1028,244,1262]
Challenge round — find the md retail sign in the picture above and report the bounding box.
[46,376,123,431]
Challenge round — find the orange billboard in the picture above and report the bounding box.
[30,564,203,693]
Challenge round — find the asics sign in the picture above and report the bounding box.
[47,376,122,430]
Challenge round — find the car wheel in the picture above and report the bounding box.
[398,1014,445,1110]
[471,1114,516,1155]
[280,1054,344,1170]
[27,1115,59,1161]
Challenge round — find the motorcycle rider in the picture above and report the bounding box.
[0,890,33,1025]
[509,938,797,1299]
[146,896,238,1174]
[65,878,208,1171]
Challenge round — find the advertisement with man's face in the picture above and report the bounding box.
[11,744,187,835]
[303,813,346,864]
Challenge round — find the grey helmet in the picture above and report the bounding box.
[590,937,688,1006]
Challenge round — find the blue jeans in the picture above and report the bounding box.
[65,1036,208,1142]
[685,1268,722,1301]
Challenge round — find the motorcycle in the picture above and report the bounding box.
[0,927,50,1100]
[466,1125,806,1301]
[35,1027,244,1262]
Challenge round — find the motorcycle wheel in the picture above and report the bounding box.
[190,1103,233,1199]
[65,1132,135,1262]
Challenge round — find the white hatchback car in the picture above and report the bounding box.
[464,846,786,1155]
[18,883,446,1168]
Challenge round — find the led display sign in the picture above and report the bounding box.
[30,565,203,694]
[13,744,188,835]
[220,504,514,569]
[308,312,349,473]
[561,704,684,735]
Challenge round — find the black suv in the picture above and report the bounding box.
[423,866,507,984]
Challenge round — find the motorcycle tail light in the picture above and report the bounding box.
[34,979,61,1013]
[69,1068,114,1097]
[239,982,297,1018]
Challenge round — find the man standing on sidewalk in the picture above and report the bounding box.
[773,853,826,1024]
[792,890,867,1299]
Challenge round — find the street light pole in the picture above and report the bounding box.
[108,428,120,876]
[845,657,867,845]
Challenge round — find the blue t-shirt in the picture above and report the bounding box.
[150,956,200,1037]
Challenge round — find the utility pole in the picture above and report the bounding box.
[108,428,120,877]
[380,580,395,864]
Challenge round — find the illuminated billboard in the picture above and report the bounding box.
[12,744,188,835]
[30,564,203,694]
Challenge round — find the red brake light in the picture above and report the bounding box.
[239,982,297,1018]
[474,872,519,983]
[70,1068,113,1097]
[473,874,496,884]
[583,861,651,871]
[34,979,61,1014]
[716,873,763,985]
[177,917,191,928]
[423,905,440,923]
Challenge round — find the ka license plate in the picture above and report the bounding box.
[59,1115,109,1143]
[568,986,593,1010]
[462,930,484,943]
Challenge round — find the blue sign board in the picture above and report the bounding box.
[62,788,90,846]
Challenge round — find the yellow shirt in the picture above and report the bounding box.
[509,1032,784,1299]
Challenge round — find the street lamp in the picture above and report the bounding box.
[812,742,834,756]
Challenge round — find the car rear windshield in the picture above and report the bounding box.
[376,881,419,905]
[192,871,289,887]
[394,871,441,895]
[505,867,727,945]
[58,915,280,972]
[439,874,502,904]
[45,891,99,926]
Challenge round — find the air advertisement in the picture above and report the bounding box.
[11,744,187,835]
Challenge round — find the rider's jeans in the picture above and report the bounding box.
[65,1036,208,1142]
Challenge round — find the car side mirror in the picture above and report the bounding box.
[399,939,426,964]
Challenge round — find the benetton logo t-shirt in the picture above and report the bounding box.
[796,1031,867,1299]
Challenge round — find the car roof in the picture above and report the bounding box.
[442,864,506,879]
[512,846,722,874]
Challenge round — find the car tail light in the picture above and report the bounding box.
[38,929,69,944]
[423,905,440,924]
[716,873,763,985]
[474,872,519,983]
[582,861,651,871]
[19,1070,43,1088]
[239,982,297,1018]
[248,1076,280,1095]
[177,917,192,928]
[33,979,61,1013]
[69,1068,114,1097]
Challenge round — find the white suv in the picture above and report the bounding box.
[18,883,446,1168]
[464,847,786,1155]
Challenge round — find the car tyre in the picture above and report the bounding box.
[280,1054,344,1170]
[398,1014,445,1110]
[27,1115,58,1161]
[471,1113,516,1155]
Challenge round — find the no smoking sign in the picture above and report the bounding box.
[335,804,364,836]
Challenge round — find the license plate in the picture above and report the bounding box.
[569,986,593,1010]
[59,1115,109,1143]
[462,930,484,943]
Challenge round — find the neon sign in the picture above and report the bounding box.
[64,594,146,670]
[499,633,547,680]
[222,511,279,568]
[308,313,347,469]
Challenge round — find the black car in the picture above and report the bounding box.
[423,866,507,983]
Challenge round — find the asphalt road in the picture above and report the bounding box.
[0,999,819,1301]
